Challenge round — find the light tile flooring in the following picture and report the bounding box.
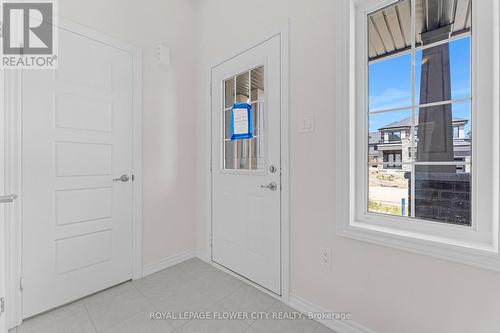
[17,259,337,333]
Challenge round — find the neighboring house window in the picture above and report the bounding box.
[336,0,500,270]
[387,131,401,142]
[455,158,466,173]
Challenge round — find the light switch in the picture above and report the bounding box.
[157,44,170,66]
[299,113,314,133]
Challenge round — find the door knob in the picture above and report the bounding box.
[260,182,278,191]
[113,174,130,182]
[0,194,17,203]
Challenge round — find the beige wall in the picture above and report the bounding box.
[59,0,198,265]
[193,1,500,333]
[54,1,500,332]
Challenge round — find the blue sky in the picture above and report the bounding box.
[369,37,471,133]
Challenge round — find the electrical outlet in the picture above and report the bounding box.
[322,247,332,268]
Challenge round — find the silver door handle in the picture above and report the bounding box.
[113,174,130,182]
[0,194,17,203]
[260,182,278,191]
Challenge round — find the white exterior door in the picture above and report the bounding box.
[211,36,281,294]
[21,27,135,318]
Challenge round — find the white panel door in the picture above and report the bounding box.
[211,36,281,294]
[0,210,5,333]
[0,200,5,333]
[21,27,134,318]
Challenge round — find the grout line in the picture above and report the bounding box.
[129,273,182,332]
[150,260,302,333]
[129,278,154,307]
[177,262,257,329]
[19,300,92,333]
[244,326,258,333]
[82,300,98,333]
[86,282,153,332]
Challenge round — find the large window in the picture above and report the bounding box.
[367,0,472,226]
[336,0,500,270]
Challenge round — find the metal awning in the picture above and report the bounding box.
[369,0,471,61]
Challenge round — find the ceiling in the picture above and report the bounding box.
[368,0,471,61]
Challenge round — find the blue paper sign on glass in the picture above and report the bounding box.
[230,103,253,140]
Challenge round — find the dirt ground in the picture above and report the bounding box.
[369,168,408,207]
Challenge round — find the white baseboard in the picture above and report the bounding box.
[142,249,195,277]
[288,294,377,333]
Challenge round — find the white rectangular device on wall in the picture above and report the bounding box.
[157,44,170,66]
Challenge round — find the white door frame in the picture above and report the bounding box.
[207,23,290,302]
[3,18,143,328]
[0,66,8,333]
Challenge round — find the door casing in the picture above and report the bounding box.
[3,18,143,329]
[207,24,290,302]
[0,68,7,333]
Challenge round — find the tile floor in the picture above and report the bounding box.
[17,258,337,333]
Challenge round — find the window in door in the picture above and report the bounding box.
[223,66,265,171]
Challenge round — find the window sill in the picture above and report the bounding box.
[337,220,500,272]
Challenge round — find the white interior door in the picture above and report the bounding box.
[211,36,281,294]
[21,26,135,318]
[0,197,5,333]
[0,209,5,333]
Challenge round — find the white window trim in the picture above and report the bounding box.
[334,0,500,271]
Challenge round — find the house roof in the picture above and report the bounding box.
[369,131,381,144]
[379,116,467,130]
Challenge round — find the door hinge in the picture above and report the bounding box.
[19,276,24,292]
[210,83,212,96]
[0,297,5,315]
